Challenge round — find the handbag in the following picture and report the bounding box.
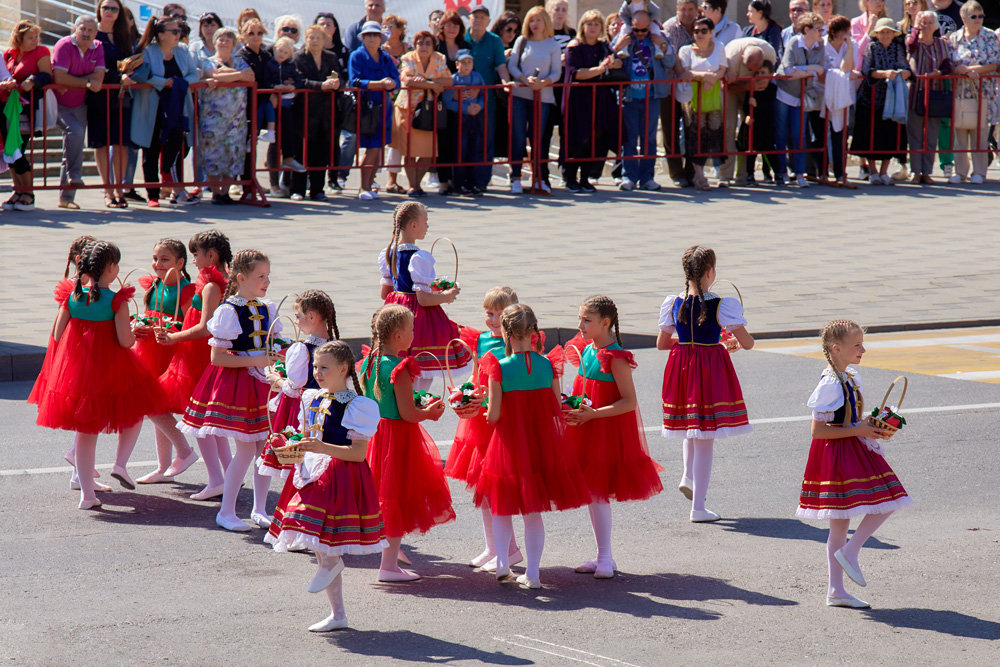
[915,89,952,118]
[411,94,447,132]
[338,92,357,131]
[693,80,722,113]
[34,89,58,134]
[359,97,383,136]
[953,96,983,130]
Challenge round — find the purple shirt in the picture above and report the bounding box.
[51,34,104,108]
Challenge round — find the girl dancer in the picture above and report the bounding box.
[657,246,754,522]
[796,320,912,609]
[565,295,664,578]
[448,286,523,570]
[361,304,456,581]
[474,304,591,588]
[31,241,167,508]
[265,341,386,632]
[156,230,232,499]
[379,202,472,389]
[134,239,198,485]
[181,249,280,532]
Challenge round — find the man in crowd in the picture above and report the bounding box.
[782,0,809,46]
[719,37,777,186]
[345,0,385,52]
[465,6,514,192]
[663,0,698,186]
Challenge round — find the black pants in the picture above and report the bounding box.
[436,109,459,186]
[662,97,693,183]
[563,131,614,184]
[143,110,184,200]
[292,126,334,197]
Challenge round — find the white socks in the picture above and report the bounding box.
[74,432,99,502]
[588,502,614,575]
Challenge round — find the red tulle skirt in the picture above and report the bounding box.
[181,364,270,441]
[661,343,751,439]
[567,375,664,502]
[445,408,494,486]
[158,306,211,414]
[472,388,591,516]
[366,418,456,537]
[27,335,57,407]
[133,309,176,377]
[384,291,472,373]
[265,457,388,556]
[796,435,912,520]
[33,319,166,434]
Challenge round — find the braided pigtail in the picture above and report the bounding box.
[189,229,233,272]
[582,294,623,346]
[679,245,717,326]
[361,309,380,394]
[224,249,269,300]
[296,289,338,340]
[366,304,414,400]
[77,241,122,305]
[501,303,539,356]
[387,202,427,279]
[349,367,363,394]
[820,319,864,427]
[65,235,96,278]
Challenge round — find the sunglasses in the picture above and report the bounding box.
[503,25,517,32]
[968,13,985,19]
[693,27,711,34]
[171,13,186,20]
[280,26,299,34]
[633,28,649,34]
[164,28,182,35]
[101,5,120,13]
[790,7,806,13]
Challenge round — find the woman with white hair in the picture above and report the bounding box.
[906,10,951,184]
[273,15,304,46]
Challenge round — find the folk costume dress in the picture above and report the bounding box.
[795,368,912,519]
[378,243,472,375]
[362,354,456,537]
[269,335,329,432]
[134,275,196,377]
[157,266,228,414]
[471,352,591,517]
[265,389,389,556]
[658,293,752,439]
[180,295,281,441]
[31,280,167,434]
[565,343,664,502]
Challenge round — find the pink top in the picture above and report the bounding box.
[51,35,104,108]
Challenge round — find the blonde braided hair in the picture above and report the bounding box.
[677,245,716,327]
[820,319,865,426]
[316,340,363,394]
[361,304,414,400]
[501,303,543,357]
[223,250,269,299]
[386,202,427,280]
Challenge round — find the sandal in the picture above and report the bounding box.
[2,193,17,211]
[105,194,118,208]
[116,196,129,208]
[386,184,406,195]
[14,193,36,211]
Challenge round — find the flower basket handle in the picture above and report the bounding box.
[430,236,459,285]
[879,376,908,413]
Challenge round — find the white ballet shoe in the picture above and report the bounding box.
[163,450,199,477]
[827,594,870,609]
[137,470,174,484]
[78,497,102,510]
[190,483,225,500]
[215,512,252,532]
[70,479,113,492]
[834,549,867,587]
[516,574,541,589]
[250,512,272,529]
[470,549,496,568]
[308,614,349,632]
[307,559,345,593]
[594,559,616,579]
[481,556,498,573]
[508,548,524,567]
[495,564,511,580]
[575,559,598,573]
[377,568,420,582]
[110,466,136,490]
[678,476,693,500]
[397,549,412,566]
[690,509,721,523]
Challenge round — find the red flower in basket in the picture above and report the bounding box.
[430,277,456,292]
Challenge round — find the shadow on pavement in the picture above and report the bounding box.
[717,517,899,549]
[325,629,534,664]
[862,608,1000,640]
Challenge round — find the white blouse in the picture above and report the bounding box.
[807,367,861,422]
[377,244,437,293]
[294,392,381,487]
[281,335,330,397]
[657,292,747,333]
[207,297,280,353]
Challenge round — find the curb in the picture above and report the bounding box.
[5,318,1000,383]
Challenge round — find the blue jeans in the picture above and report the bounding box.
[622,97,660,184]
[454,112,486,189]
[775,100,806,176]
[510,96,551,179]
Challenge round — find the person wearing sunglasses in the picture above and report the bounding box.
[678,16,727,190]
[782,0,812,48]
[190,11,221,64]
[273,15,304,46]
[775,12,826,188]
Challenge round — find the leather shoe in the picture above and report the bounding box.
[827,594,870,608]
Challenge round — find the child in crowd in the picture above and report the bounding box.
[266,37,307,173]
[614,0,668,51]
[444,50,487,196]
[796,319,912,609]
[741,59,776,187]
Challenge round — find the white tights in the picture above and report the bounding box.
[683,437,715,512]
[493,513,544,580]
[74,423,142,502]
[219,439,269,519]
[195,435,232,487]
[148,413,193,472]
[586,502,614,567]
[479,505,519,558]
[827,513,893,596]
[316,553,346,620]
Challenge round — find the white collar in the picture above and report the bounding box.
[822,367,858,380]
[320,389,357,404]
[304,334,328,346]
[397,243,419,251]
[227,295,248,306]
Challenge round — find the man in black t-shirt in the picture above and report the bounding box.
[932,0,964,35]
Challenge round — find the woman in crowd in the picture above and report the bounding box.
[434,11,469,195]
[313,12,352,192]
[198,27,253,205]
[823,15,857,188]
[744,0,784,57]
[236,8,261,34]
[129,14,199,206]
[851,18,911,185]
[293,24,343,201]
[680,17,727,191]
[1,21,51,212]
[494,10,523,56]
[490,10,522,163]
[383,13,410,195]
[507,5,561,194]
[907,10,951,184]
[813,0,836,30]
[391,31,450,197]
[383,14,409,65]
[946,0,999,184]
[274,15,304,49]
[235,19,275,193]
[775,11,825,188]
[348,20,399,200]
[900,0,927,35]
[189,11,221,65]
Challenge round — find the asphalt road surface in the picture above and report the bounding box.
[2,345,998,664]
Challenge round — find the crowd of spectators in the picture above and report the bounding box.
[1,0,999,210]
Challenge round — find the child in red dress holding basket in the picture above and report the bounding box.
[378,202,472,391]
[361,304,456,582]
[265,341,386,632]
[565,296,664,579]
[31,241,168,508]
[474,304,591,589]
[657,246,754,523]
[448,286,523,571]
[181,250,281,532]
[155,230,232,499]
[796,319,912,609]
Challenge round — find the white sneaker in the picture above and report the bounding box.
[426,173,441,188]
[949,174,963,184]
[290,193,304,201]
[641,179,661,191]
[881,173,894,186]
[269,186,290,198]
[619,178,635,191]
[795,175,809,188]
[510,180,523,194]
[258,129,275,143]
[282,159,307,173]
[228,184,242,198]
[891,166,909,181]
[358,190,376,200]
[942,164,954,177]
[971,174,985,184]
[869,174,882,185]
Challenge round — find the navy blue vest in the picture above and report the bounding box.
[830,378,861,426]
[230,300,271,352]
[672,296,723,345]
[309,394,351,446]
[304,342,320,390]
[390,248,419,293]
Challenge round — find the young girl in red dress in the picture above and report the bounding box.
[657,246,754,523]
[155,230,232,499]
[474,304,591,589]
[133,239,198,485]
[31,240,168,508]
[181,250,281,532]
[796,320,912,609]
[265,341,386,632]
[565,295,664,579]
[448,286,523,570]
[378,202,472,389]
[361,304,455,582]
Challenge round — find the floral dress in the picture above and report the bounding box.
[947,28,1000,123]
[197,55,249,178]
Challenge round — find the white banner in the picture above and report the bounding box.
[127,0,505,37]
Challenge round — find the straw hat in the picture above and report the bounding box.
[872,17,901,35]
